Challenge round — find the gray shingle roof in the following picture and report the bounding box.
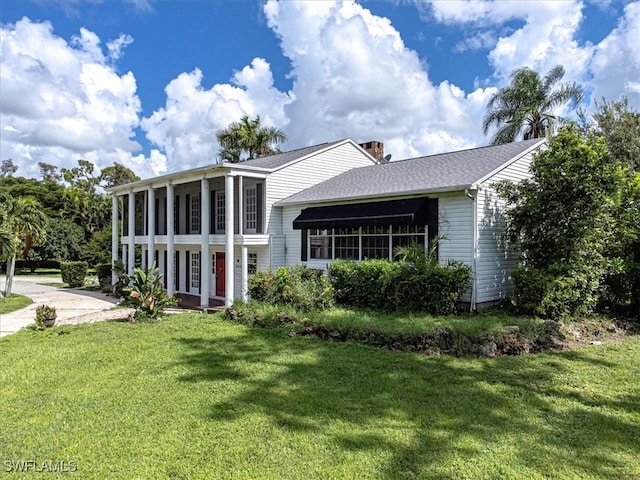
[234,140,341,170]
[277,138,545,205]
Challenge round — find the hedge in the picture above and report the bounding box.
[60,261,88,288]
[328,258,471,315]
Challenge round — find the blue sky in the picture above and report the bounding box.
[1,0,638,180]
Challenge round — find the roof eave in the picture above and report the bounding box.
[276,184,474,207]
[473,138,547,187]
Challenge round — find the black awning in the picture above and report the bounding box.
[293,197,437,230]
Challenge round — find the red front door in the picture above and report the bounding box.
[215,252,225,297]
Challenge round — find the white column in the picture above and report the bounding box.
[225,174,235,307]
[128,191,136,276]
[238,175,243,235]
[241,244,248,302]
[166,183,175,297]
[148,187,155,268]
[111,194,119,284]
[200,177,210,308]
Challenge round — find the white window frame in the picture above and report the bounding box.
[244,185,257,234]
[215,191,225,233]
[191,251,200,290]
[191,193,200,234]
[307,225,430,261]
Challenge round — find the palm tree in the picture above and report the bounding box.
[483,65,583,145]
[216,115,287,163]
[0,193,48,297]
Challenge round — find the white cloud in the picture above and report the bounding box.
[589,1,640,106]
[140,58,294,171]
[0,18,162,179]
[262,0,489,160]
[419,0,640,120]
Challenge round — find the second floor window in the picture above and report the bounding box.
[244,186,257,233]
[191,194,200,233]
[216,191,225,233]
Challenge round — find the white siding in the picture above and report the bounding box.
[437,193,474,302]
[474,151,535,304]
[269,235,286,269]
[266,142,375,235]
[281,205,304,266]
[437,193,474,266]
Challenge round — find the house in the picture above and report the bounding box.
[109,137,546,311]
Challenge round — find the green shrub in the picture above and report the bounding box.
[248,265,334,311]
[60,261,88,288]
[328,258,394,308]
[328,258,471,315]
[95,263,113,288]
[511,264,603,320]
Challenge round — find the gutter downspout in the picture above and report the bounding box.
[465,188,478,312]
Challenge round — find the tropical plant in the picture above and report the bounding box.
[34,304,57,329]
[122,262,177,321]
[216,115,286,163]
[483,65,583,144]
[0,193,48,297]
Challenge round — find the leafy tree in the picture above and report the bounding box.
[483,65,583,145]
[0,176,67,218]
[497,126,633,318]
[38,162,62,182]
[35,218,85,263]
[61,159,100,194]
[0,193,48,297]
[63,187,110,237]
[579,97,640,312]
[83,224,114,265]
[100,163,140,188]
[591,97,640,172]
[216,115,286,162]
[0,159,18,177]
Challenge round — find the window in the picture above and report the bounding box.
[310,229,332,259]
[305,225,431,262]
[334,228,359,260]
[244,186,257,233]
[191,194,200,234]
[216,191,225,233]
[248,253,258,275]
[392,225,426,251]
[191,252,200,289]
[362,226,389,259]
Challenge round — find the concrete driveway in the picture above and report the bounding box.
[0,276,121,337]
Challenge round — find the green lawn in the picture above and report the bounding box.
[0,293,31,314]
[1,313,638,479]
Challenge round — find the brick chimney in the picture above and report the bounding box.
[359,141,385,163]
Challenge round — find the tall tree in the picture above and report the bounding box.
[483,65,583,145]
[591,96,640,171]
[61,159,100,194]
[0,193,48,297]
[216,115,287,163]
[38,162,62,182]
[497,126,638,318]
[0,159,18,178]
[100,162,140,188]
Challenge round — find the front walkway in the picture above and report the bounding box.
[0,276,125,338]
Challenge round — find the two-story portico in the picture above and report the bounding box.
[108,139,378,308]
